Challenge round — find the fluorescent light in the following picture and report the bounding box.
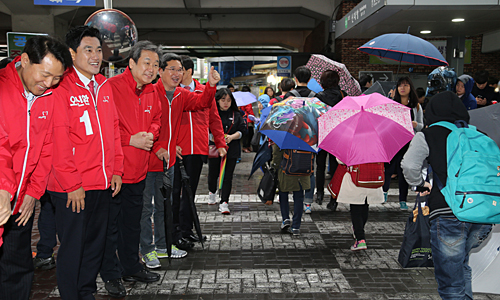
[452,18,465,22]
[420,30,431,34]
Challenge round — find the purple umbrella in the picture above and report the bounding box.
[233,91,257,107]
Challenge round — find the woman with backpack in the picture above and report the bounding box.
[314,70,346,211]
[208,89,246,214]
[383,76,423,210]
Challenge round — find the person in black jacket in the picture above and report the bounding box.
[208,89,246,215]
[314,70,346,210]
[284,66,316,99]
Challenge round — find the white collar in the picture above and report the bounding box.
[180,79,195,91]
[73,66,96,88]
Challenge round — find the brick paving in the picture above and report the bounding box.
[29,152,500,299]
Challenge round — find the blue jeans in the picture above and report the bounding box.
[140,168,174,255]
[430,216,491,300]
[279,189,304,230]
[304,174,315,204]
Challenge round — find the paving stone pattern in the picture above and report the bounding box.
[30,152,500,299]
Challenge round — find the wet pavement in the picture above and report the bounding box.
[30,152,500,299]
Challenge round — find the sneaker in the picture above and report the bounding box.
[236,158,241,163]
[280,219,291,232]
[208,192,217,205]
[33,254,56,270]
[157,246,187,259]
[219,202,230,214]
[141,251,160,269]
[351,239,367,251]
[287,227,300,236]
[304,204,312,214]
[400,201,409,210]
[383,192,388,203]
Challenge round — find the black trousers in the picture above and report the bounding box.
[316,150,338,195]
[172,155,204,239]
[100,181,145,282]
[350,199,369,241]
[208,157,237,203]
[383,146,409,202]
[242,126,254,148]
[50,189,110,300]
[36,192,57,259]
[0,211,35,300]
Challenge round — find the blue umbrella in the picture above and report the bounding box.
[358,33,448,67]
[257,105,272,130]
[307,78,324,93]
[248,139,272,179]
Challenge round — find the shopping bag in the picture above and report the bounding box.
[398,195,434,268]
[257,164,277,204]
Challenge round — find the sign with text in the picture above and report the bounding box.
[277,56,291,77]
[359,71,393,83]
[336,0,385,38]
[7,32,48,57]
[34,0,95,6]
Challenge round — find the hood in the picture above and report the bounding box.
[425,91,470,125]
[258,94,270,108]
[457,74,474,98]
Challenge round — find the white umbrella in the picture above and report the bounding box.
[233,91,257,107]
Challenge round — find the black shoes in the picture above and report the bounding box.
[105,278,126,298]
[317,190,324,205]
[175,237,195,250]
[185,234,207,243]
[122,269,160,283]
[33,255,56,270]
[327,199,338,212]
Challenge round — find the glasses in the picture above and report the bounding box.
[165,67,184,74]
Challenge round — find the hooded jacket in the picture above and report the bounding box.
[48,67,124,193]
[108,68,161,184]
[456,75,477,110]
[148,80,216,171]
[176,79,226,157]
[0,57,56,213]
[401,91,470,220]
[315,87,346,108]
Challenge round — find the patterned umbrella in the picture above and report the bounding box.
[260,97,329,153]
[306,54,362,96]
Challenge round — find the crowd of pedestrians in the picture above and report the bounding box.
[0,24,497,300]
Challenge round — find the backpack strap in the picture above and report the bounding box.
[290,89,300,97]
[429,121,456,131]
[307,91,316,97]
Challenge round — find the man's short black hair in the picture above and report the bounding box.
[65,25,102,53]
[474,70,489,85]
[160,53,182,70]
[280,78,295,92]
[227,83,234,89]
[320,70,340,89]
[416,87,426,98]
[294,66,311,84]
[359,74,372,87]
[24,35,72,70]
[488,77,498,86]
[130,41,162,64]
[0,57,14,70]
[180,55,194,72]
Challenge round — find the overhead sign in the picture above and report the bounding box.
[335,0,385,38]
[277,56,291,77]
[34,0,95,6]
[359,71,393,82]
[7,32,48,57]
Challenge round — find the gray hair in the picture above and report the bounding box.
[129,40,162,63]
[160,53,182,70]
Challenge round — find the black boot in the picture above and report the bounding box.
[317,190,324,205]
[327,197,338,212]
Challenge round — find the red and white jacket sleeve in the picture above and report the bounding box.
[148,96,162,142]
[24,122,53,200]
[0,128,16,198]
[208,100,227,150]
[112,103,124,177]
[51,95,83,193]
[182,84,216,111]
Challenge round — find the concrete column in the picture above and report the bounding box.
[446,35,466,76]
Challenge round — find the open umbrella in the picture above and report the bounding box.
[363,81,396,97]
[233,91,257,107]
[178,159,204,249]
[469,103,500,148]
[318,93,414,166]
[307,78,324,93]
[218,155,227,202]
[260,97,329,153]
[159,159,173,264]
[358,33,448,69]
[306,54,362,96]
[248,138,272,179]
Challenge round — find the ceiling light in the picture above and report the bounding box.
[452,18,465,22]
[420,30,431,34]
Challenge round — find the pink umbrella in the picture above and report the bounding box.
[318,94,414,166]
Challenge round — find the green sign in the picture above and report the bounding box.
[7,32,48,57]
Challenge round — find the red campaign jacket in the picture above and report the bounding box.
[241,103,255,124]
[148,81,216,171]
[176,80,226,156]
[109,68,161,184]
[0,57,55,217]
[47,68,124,193]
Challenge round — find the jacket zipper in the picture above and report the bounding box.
[456,190,500,208]
[167,93,179,163]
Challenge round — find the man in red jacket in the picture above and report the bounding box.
[174,55,226,237]
[100,41,163,298]
[47,26,124,300]
[143,53,221,253]
[0,36,72,300]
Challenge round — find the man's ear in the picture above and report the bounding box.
[69,48,77,62]
[129,57,136,71]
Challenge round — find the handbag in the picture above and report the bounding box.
[280,149,314,176]
[327,164,347,198]
[347,163,384,188]
[398,195,434,268]
[257,165,277,203]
